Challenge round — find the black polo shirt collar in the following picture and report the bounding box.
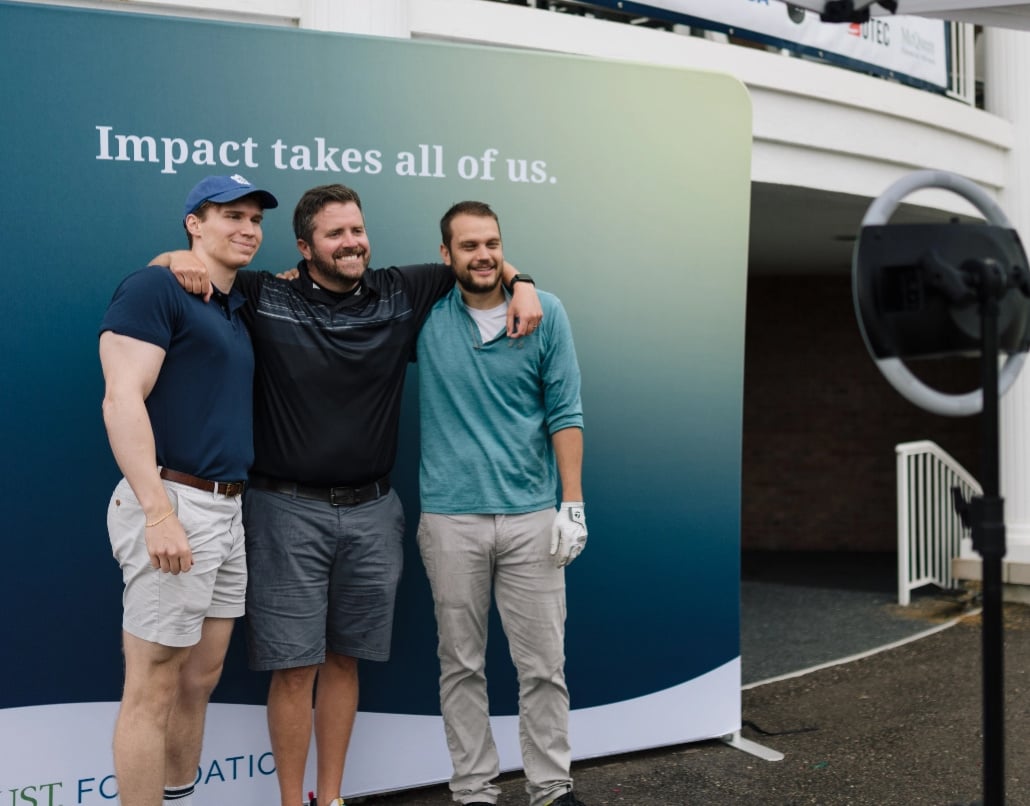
[292,258,377,308]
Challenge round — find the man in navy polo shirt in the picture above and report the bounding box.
[99,175,277,806]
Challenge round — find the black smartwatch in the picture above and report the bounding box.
[508,273,535,290]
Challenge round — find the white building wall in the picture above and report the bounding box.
[987,27,1030,564]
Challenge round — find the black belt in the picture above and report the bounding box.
[248,474,390,507]
[160,468,245,497]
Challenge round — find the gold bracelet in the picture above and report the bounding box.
[145,507,176,528]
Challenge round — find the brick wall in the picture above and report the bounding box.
[742,275,982,552]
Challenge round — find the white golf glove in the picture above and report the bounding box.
[550,502,587,568]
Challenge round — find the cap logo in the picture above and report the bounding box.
[229,174,251,186]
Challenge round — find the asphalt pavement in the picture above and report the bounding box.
[356,554,1030,805]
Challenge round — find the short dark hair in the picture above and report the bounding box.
[293,184,363,244]
[440,201,500,250]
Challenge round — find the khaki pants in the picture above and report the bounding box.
[417,510,572,806]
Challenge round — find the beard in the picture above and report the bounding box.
[455,260,503,296]
[307,246,370,290]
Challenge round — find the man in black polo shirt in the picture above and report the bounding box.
[159,183,541,806]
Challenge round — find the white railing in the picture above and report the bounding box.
[945,19,977,106]
[896,440,981,605]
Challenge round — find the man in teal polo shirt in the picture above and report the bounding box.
[416,201,588,806]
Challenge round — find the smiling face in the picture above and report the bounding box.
[297,200,371,293]
[186,197,264,278]
[441,212,505,309]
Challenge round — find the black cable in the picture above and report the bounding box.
[741,719,819,737]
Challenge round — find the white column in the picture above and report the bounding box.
[986,27,1030,561]
[299,0,411,37]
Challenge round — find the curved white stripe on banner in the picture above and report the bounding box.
[1,660,740,802]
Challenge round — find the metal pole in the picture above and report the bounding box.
[975,262,1006,805]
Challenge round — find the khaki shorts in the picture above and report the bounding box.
[107,477,246,647]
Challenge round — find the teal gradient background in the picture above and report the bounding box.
[0,1,751,715]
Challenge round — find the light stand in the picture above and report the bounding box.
[957,256,1011,806]
[853,170,1030,806]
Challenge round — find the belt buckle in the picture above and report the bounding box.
[218,481,243,497]
[329,486,357,507]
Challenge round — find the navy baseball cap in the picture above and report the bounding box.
[183,174,279,222]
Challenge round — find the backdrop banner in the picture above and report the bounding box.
[0,1,751,801]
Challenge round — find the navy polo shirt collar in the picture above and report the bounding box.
[211,281,247,316]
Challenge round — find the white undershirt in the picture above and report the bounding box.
[465,299,509,343]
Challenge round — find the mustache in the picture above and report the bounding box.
[332,248,365,259]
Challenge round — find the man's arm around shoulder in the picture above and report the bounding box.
[150,250,264,301]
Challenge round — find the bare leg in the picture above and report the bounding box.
[114,631,190,806]
[314,652,359,805]
[268,664,319,806]
[165,617,235,788]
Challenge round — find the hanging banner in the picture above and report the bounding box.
[588,0,949,89]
